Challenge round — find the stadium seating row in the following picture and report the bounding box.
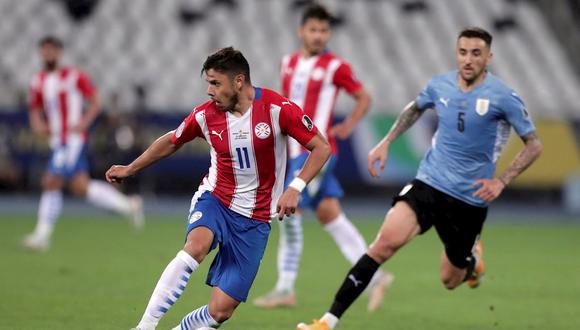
[0,0,578,118]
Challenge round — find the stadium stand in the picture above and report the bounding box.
[0,0,579,119]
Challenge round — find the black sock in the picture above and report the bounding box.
[463,255,476,281]
[329,254,380,318]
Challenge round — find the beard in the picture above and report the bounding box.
[44,60,58,71]
[218,92,239,112]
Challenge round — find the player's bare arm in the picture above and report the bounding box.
[474,132,543,202]
[28,107,50,136]
[73,93,101,132]
[106,131,182,183]
[368,101,425,177]
[330,88,371,140]
[276,132,331,220]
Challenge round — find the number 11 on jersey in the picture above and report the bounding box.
[236,147,251,169]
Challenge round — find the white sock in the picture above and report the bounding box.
[324,213,386,286]
[274,213,303,293]
[137,251,199,329]
[321,312,339,329]
[86,180,131,216]
[176,305,221,329]
[34,190,63,238]
[323,213,369,264]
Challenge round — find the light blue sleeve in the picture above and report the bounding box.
[500,91,536,137]
[414,78,436,110]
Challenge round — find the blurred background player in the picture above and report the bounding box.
[297,27,543,330]
[253,3,393,311]
[106,47,330,330]
[22,36,144,252]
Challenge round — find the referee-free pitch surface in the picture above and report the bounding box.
[0,216,578,330]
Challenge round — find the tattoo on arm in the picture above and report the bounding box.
[385,101,424,143]
[498,132,543,185]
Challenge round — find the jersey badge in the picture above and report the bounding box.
[476,98,490,116]
[311,67,325,81]
[254,122,271,139]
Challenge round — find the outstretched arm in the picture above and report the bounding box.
[106,131,182,183]
[276,132,331,220]
[474,132,543,202]
[368,101,425,177]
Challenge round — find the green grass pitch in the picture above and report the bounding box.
[1,215,578,329]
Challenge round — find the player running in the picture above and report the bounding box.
[297,27,543,329]
[106,47,331,330]
[23,36,144,252]
[254,3,393,312]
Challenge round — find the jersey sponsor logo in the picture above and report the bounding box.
[439,97,450,108]
[302,115,314,131]
[254,122,271,139]
[476,98,490,116]
[189,211,203,224]
[211,129,224,141]
[311,67,325,81]
[399,184,413,196]
[175,121,186,138]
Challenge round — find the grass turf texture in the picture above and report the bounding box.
[0,215,578,330]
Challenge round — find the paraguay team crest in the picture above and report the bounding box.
[311,67,325,81]
[475,98,490,116]
[254,122,271,139]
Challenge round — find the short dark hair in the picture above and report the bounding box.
[202,47,251,83]
[301,3,334,25]
[458,27,493,47]
[38,35,63,49]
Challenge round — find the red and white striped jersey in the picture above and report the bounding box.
[171,88,318,222]
[29,67,96,149]
[281,50,362,158]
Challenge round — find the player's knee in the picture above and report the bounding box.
[182,242,207,263]
[42,175,62,190]
[368,238,398,263]
[208,308,233,323]
[69,181,86,197]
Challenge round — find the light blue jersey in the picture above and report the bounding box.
[414,70,536,207]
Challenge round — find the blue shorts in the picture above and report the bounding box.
[185,191,271,302]
[285,153,344,210]
[46,144,89,179]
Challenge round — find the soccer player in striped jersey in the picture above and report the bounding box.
[297,27,543,330]
[253,3,393,311]
[22,36,144,252]
[106,47,331,330]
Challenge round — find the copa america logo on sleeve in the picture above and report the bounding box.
[302,115,314,131]
[254,122,271,139]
